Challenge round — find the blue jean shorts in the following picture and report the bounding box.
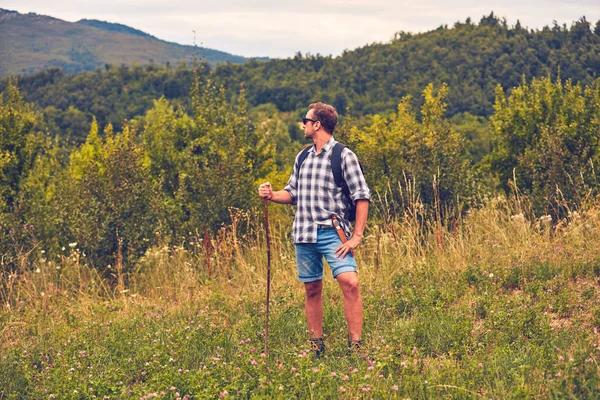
[295,226,358,283]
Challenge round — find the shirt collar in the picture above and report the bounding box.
[311,136,336,155]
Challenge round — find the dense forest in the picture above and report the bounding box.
[216,14,600,117]
[3,13,599,146]
[1,13,600,275]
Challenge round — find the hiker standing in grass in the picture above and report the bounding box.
[258,102,370,357]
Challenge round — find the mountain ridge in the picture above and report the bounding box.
[76,19,157,40]
[0,8,254,77]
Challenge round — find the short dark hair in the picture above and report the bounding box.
[309,102,338,134]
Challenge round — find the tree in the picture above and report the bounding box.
[59,119,158,272]
[0,80,46,271]
[142,71,274,240]
[487,76,600,217]
[173,75,272,234]
[349,84,473,218]
[0,80,39,211]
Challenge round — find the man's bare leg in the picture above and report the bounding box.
[304,280,323,338]
[336,272,363,341]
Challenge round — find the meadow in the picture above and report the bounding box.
[2,194,600,399]
[2,14,600,399]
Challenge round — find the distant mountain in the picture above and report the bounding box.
[76,19,157,39]
[0,8,256,77]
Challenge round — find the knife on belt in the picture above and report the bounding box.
[332,215,353,256]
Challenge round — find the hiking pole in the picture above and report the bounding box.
[263,198,272,355]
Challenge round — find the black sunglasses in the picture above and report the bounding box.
[302,117,319,125]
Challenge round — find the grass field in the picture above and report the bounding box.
[1,197,600,399]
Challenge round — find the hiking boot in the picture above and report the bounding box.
[347,339,366,357]
[309,337,326,358]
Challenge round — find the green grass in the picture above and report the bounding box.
[2,200,600,398]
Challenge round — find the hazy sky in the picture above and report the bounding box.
[3,1,599,58]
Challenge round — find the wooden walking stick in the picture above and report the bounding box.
[263,198,272,355]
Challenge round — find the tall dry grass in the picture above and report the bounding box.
[2,192,599,323]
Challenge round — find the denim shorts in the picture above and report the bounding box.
[295,226,358,283]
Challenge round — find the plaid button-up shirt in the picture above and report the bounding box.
[284,138,371,243]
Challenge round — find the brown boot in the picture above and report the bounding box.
[347,339,365,357]
[309,337,325,358]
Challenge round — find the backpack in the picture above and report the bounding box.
[296,142,363,222]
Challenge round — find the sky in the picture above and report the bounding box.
[3,0,599,58]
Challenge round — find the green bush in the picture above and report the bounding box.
[57,120,158,272]
[0,80,46,271]
[349,83,474,218]
[488,76,600,218]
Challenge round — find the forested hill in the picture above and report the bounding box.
[0,8,250,77]
[4,13,600,143]
[214,14,600,117]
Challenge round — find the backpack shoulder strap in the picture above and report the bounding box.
[331,142,347,187]
[296,145,312,173]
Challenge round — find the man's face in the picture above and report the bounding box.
[302,110,319,139]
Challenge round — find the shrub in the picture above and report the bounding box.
[488,76,600,218]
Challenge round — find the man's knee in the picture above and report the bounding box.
[338,273,360,296]
[304,280,323,299]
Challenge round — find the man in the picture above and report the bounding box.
[258,102,370,357]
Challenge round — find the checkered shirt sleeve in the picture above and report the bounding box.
[284,139,370,243]
[341,147,371,203]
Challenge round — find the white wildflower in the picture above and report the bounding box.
[511,213,525,223]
